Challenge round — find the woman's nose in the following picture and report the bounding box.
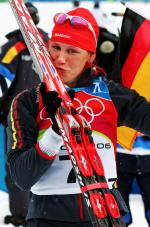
[56,52,67,64]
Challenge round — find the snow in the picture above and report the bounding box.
[0,0,150,226]
[0,191,11,227]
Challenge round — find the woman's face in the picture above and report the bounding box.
[48,41,95,87]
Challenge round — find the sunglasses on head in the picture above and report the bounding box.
[53,13,97,45]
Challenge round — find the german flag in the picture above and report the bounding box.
[115,8,150,150]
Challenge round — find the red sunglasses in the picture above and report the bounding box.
[53,13,97,45]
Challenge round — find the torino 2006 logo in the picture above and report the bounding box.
[73,96,105,123]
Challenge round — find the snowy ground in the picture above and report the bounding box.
[0,191,149,226]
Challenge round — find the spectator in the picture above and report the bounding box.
[95,26,119,77]
[117,135,150,226]
[73,0,100,8]
[0,2,49,226]
[73,0,80,7]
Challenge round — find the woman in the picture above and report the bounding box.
[7,7,150,227]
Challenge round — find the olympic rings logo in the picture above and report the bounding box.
[74,97,105,123]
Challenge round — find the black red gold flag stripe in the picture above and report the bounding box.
[115,8,150,150]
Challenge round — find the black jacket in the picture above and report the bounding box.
[6,74,150,222]
[0,28,49,124]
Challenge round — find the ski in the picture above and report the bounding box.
[9,0,124,226]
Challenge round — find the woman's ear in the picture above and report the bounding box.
[88,53,96,64]
[84,53,96,69]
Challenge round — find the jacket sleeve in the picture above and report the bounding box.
[7,88,53,191]
[108,80,150,136]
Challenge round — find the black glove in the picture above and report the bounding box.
[67,89,75,100]
[40,82,62,133]
[40,83,75,133]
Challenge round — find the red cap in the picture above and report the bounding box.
[51,8,99,53]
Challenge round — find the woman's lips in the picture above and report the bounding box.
[56,67,68,75]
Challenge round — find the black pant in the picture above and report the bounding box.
[28,219,93,227]
[118,171,150,225]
